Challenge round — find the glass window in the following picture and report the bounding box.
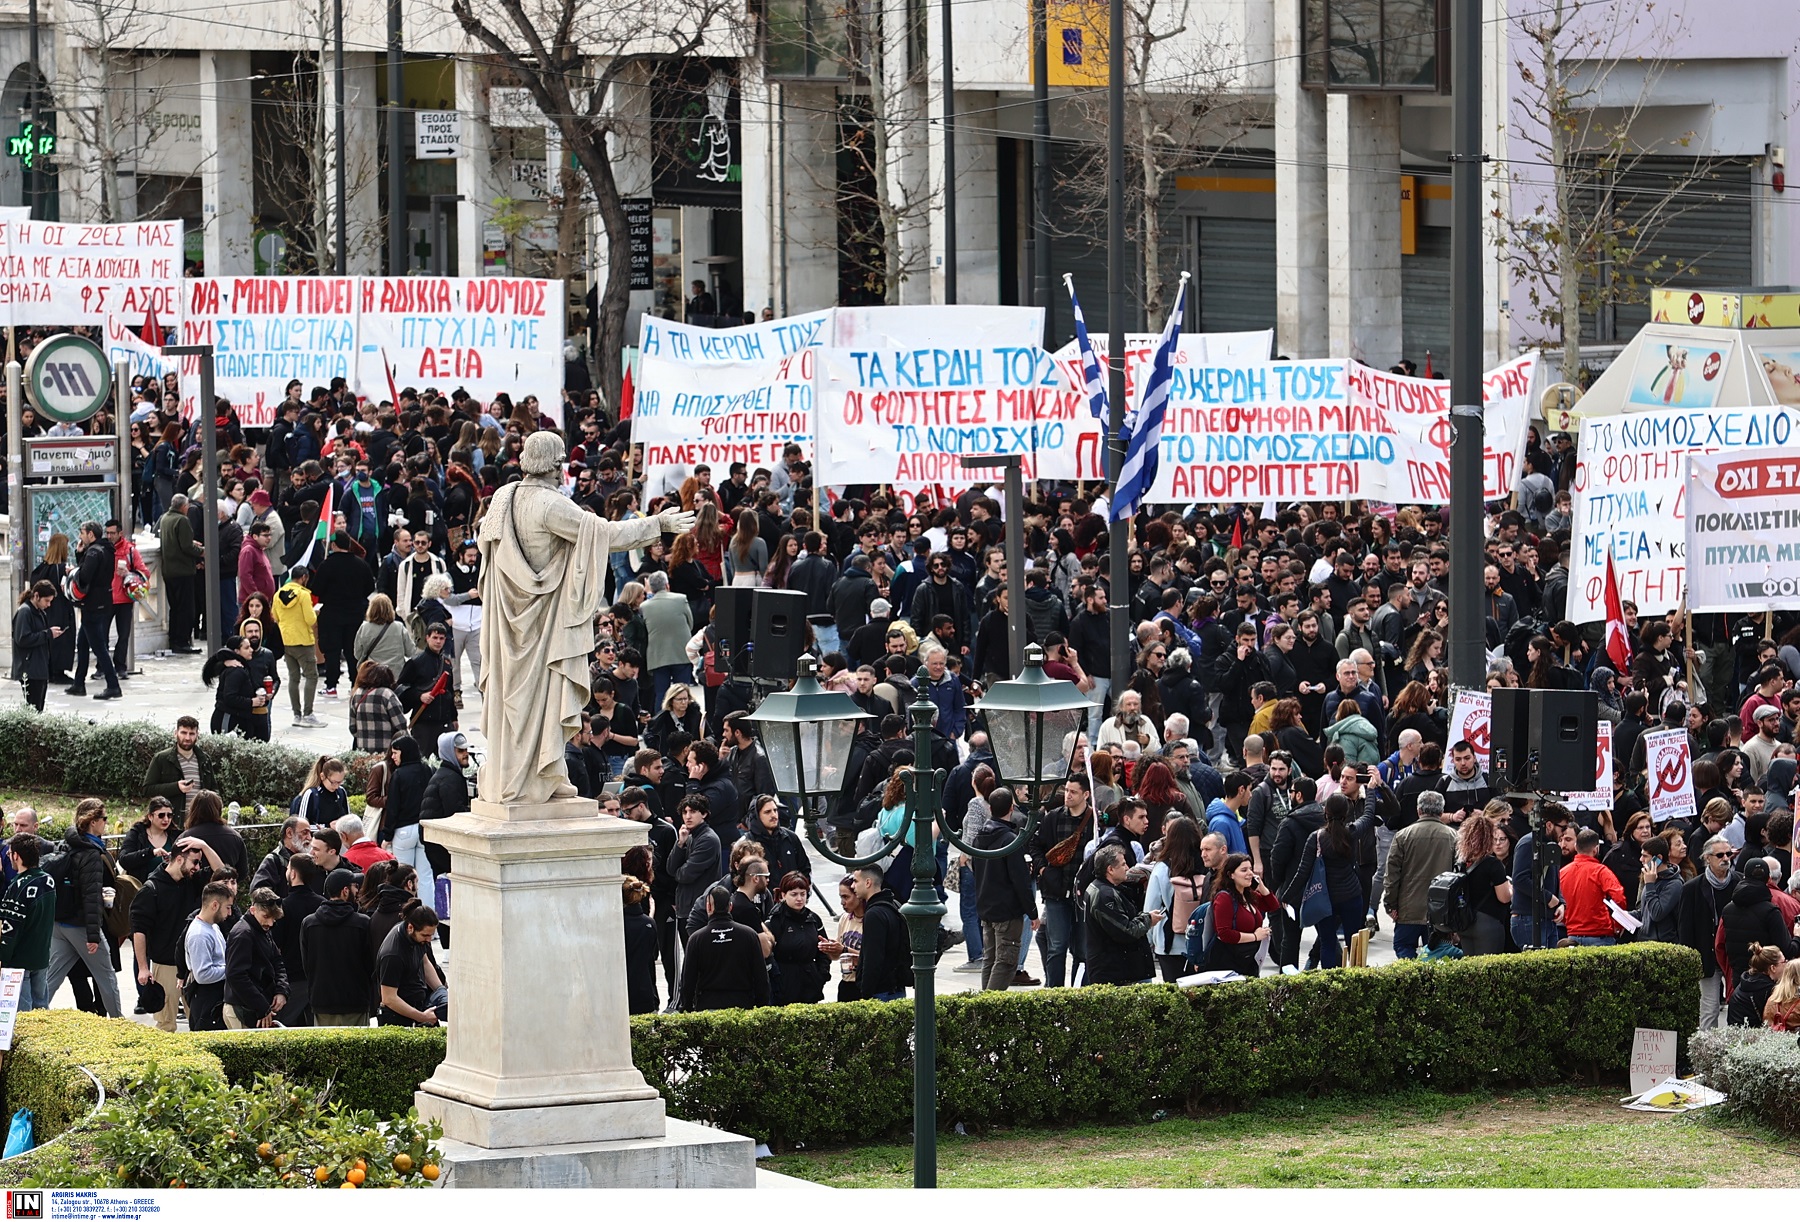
[1301,0,1445,92]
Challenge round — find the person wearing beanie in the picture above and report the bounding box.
[249,489,288,587]
[301,867,375,1027]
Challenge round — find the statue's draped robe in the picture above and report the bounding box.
[477,481,662,805]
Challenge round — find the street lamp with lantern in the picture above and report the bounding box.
[747,644,1089,1188]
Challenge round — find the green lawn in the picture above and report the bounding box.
[764,1087,1800,1188]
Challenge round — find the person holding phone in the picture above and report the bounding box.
[1633,834,1684,943]
[1207,853,1278,976]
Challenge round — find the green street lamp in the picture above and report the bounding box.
[748,645,1088,1188]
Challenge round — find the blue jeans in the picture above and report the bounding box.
[1568,935,1616,946]
[958,866,983,962]
[1511,914,1559,950]
[1041,897,1076,987]
[1392,922,1430,960]
[651,663,690,709]
[1017,919,1035,969]
[18,968,49,1010]
[812,623,841,657]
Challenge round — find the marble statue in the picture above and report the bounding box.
[475,432,694,806]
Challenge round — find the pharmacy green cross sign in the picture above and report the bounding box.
[7,121,54,169]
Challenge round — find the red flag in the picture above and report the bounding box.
[1229,515,1243,551]
[381,347,400,410]
[619,363,634,421]
[1423,351,1434,378]
[1604,551,1633,674]
[140,308,162,348]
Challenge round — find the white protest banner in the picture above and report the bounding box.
[831,304,1044,349]
[0,967,22,1050]
[1643,727,1697,824]
[355,277,563,426]
[102,313,177,383]
[1444,690,1492,770]
[812,342,1065,489]
[1370,353,1540,502]
[1568,405,1800,621]
[1630,1027,1678,1096]
[178,277,359,426]
[1562,719,1614,811]
[0,219,183,326]
[1683,447,1800,613]
[633,310,831,495]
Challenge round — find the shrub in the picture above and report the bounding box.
[20,1067,443,1190]
[3,1011,224,1143]
[196,1028,448,1118]
[1691,1026,1800,1134]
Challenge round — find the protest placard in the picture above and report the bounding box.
[1630,1027,1678,1095]
[0,220,183,327]
[1562,720,1614,812]
[1683,446,1800,613]
[1643,728,1697,824]
[102,313,177,383]
[1568,405,1800,621]
[178,277,359,426]
[1444,690,1492,770]
[356,277,563,426]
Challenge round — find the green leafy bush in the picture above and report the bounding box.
[0,710,370,807]
[196,1028,448,1118]
[20,1068,442,1190]
[2,1011,224,1142]
[1691,1026,1800,1134]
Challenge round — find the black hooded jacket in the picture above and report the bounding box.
[1719,879,1798,977]
[302,897,376,1014]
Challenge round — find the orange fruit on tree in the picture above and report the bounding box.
[393,1153,414,1174]
[421,1163,440,1181]
[347,1167,366,1185]
[314,1166,330,1183]
[257,1142,273,1159]
[340,1181,357,1190]
[353,1159,366,1172]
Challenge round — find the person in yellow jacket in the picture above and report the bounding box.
[272,568,323,728]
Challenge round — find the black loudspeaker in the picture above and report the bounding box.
[1528,689,1598,793]
[750,589,809,682]
[713,586,755,679]
[1489,688,1532,790]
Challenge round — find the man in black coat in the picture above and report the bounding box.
[1680,833,1738,1030]
[128,841,210,1031]
[224,888,290,1028]
[398,624,457,740]
[972,789,1038,992]
[302,867,376,1026]
[1267,781,1325,970]
[665,798,723,944]
[909,554,974,660]
[69,522,122,698]
[270,856,323,1024]
[850,865,909,1001]
[675,885,769,1011]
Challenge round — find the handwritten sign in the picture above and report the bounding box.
[1562,720,1615,812]
[1630,1027,1678,1095]
[1569,405,1800,620]
[1444,690,1492,770]
[0,220,183,327]
[356,277,564,426]
[178,277,359,426]
[103,313,177,383]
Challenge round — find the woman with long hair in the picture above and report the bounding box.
[116,796,178,883]
[1388,680,1445,751]
[1405,629,1444,684]
[1603,810,1656,908]
[1455,811,1512,956]
[1727,942,1786,1026]
[28,532,77,682]
[181,789,249,881]
[764,532,800,588]
[443,463,480,545]
[1132,760,1192,840]
[1280,782,1381,968]
[1144,814,1206,980]
[724,510,768,587]
[668,532,716,624]
[354,593,410,676]
[202,634,272,740]
[149,421,182,518]
[691,502,726,583]
[1205,851,1277,976]
[1268,697,1325,778]
[877,767,940,900]
[1323,697,1381,766]
[646,683,704,751]
[349,660,407,754]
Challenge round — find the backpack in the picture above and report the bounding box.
[1165,874,1206,954]
[406,607,430,650]
[46,850,79,923]
[1426,868,1478,934]
[1183,899,1215,971]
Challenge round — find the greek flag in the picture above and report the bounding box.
[1063,274,1108,425]
[1111,272,1188,523]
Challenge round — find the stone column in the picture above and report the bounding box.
[1326,93,1402,368]
[418,801,755,1187]
[1274,3,1327,358]
[453,58,504,279]
[342,53,383,275]
[200,50,253,275]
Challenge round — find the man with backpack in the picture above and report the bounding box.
[972,788,1037,992]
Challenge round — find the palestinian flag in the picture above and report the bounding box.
[295,482,334,569]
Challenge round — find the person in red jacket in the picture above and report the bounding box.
[1559,828,1628,945]
[1207,853,1279,976]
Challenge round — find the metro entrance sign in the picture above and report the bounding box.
[24,333,111,423]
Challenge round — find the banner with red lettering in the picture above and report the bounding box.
[103,313,177,384]
[177,278,359,426]
[1644,727,1696,824]
[355,277,563,426]
[0,220,183,327]
[1444,690,1492,771]
[1563,720,1615,811]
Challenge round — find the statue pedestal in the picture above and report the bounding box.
[418,802,756,1188]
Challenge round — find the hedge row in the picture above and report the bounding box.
[2,1011,224,1143]
[0,710,374,808]
[1692,1026,1800,1134]
[194,1028,447,1119]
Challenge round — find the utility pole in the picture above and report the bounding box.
[25,0,39,218]
[387,0,406,275]
[1030,0,1051,332]
[1105,0,1129,692]
[334,0,347,274]
[1447,0,1484,689]
[941,0,957,303]
[960,454,1027,675]
[161,345,222,656]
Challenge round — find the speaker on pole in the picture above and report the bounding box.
[750,589,809,682]
[1489,688,1531,790]
[713,586,755,680]
[1527,689,1598,792]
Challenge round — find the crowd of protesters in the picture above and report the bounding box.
[7,375,1798,1030]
